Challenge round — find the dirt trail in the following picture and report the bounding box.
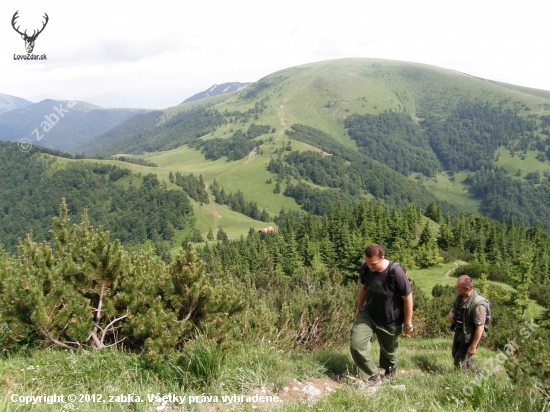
[276,100,287,140]
[244,148,256,165]
[204,183,222,220]
[445,261,459,278]
[194,373,412,411]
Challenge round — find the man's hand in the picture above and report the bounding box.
[448,310,455,324]
[355,309,361,318]
[403,325,413,337]
[467,345,477,356]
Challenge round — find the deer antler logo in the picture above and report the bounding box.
[12,11,49,54]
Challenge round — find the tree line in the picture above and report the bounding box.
[210,179,270,222]
[188,124,269,162]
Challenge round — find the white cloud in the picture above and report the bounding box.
[0,0,549,109]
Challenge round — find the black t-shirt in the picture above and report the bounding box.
[360,261,412,326]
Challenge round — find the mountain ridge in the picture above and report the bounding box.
[5,58,550,237]
[0,92,33,114]
[0,99,147,151]
[182,82,251,103]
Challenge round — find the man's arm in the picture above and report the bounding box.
[468,324,485,355]
[355,285,367,318]
[468,304,487,355]
[402,293,413,335]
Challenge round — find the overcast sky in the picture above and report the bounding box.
[1,0,549,109]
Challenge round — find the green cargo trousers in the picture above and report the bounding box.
[350,308,402,378]
[452,331,482,372]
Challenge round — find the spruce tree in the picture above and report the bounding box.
[437,218,454,250]
[217,228,228,242]
[419,221,432,246]
[425,201,441,223]
[509,247,535,316]
[207,228,214,241]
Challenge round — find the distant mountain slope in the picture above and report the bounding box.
[0,92,33,114]
[488,80,550,101]
[82,59,550,161]
[28,93,65,102]
[71,94,233,156]
[0,141,196,257]
[0,100,147,151]
[182,82,251,103]
[68,110,164,155]
[36,58,550,230]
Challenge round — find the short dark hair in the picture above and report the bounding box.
[364,243,385,258]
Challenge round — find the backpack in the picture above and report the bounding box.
[472,294,492,335]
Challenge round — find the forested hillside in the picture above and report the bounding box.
[73,107,226,155]
[61,58,550,233]
[270,124,447,214]
[0,142,196,258]
[1,185,548,409]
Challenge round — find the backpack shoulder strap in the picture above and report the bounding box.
[473,295,484,305]
[389,261,400,273]
[472,294,489,309]
[387,261,408,291]
[359,261,369,285]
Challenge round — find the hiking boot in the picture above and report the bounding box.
[383,366,396,380]
[366,372,383,386]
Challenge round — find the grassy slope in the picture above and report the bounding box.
[488,79,550,101]
[494,145,550,179]
[56,146,291,255]
[410,172,482,214]
[43,59,550,243]
[0,337,527,412]
[165,58,550,229]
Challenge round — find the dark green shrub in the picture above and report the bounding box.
[453,263,507,282]
[529,284,550,309]
[439,247,472,263]
[420,294,454,338]
[432,284,455,298]
[504,315,550,397]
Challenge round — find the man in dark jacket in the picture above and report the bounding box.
[350,243,413,384]
[448,275,486,371]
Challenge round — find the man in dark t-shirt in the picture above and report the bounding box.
[350,243,413,384]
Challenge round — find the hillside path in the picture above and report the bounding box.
[445,261,459,278]
[276,101,287,140]
[244,148,256,165]
[204,183,222,220]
